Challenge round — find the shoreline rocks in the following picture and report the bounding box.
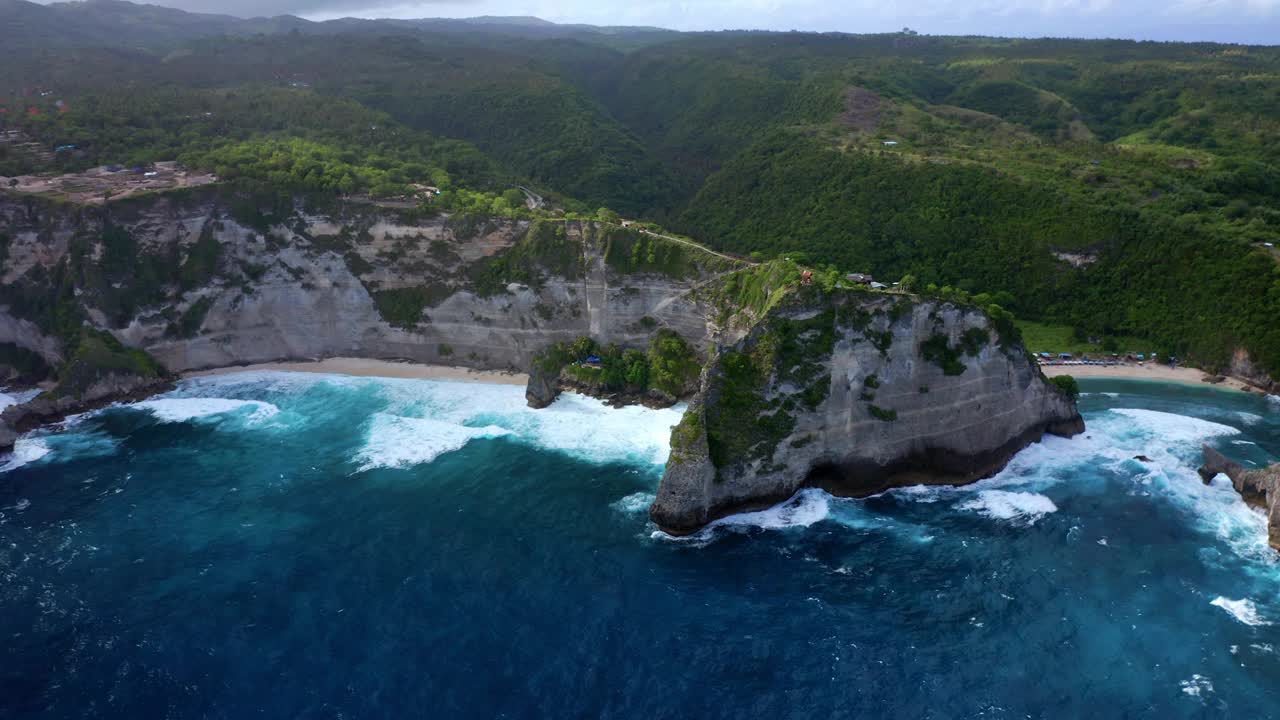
[1198,445,1280,551]
[0,374,174,453]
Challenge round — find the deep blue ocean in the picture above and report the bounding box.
[3,374,1280,719]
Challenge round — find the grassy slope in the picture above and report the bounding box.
[5,28,1280,375]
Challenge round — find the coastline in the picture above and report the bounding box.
[182,358,530,386]
[1041,363,1258,392]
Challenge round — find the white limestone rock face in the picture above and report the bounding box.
[651,293,1084,535]
[0,191,723,374]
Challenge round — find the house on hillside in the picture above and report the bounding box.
[882,141,899,147]
[846,273,873,284]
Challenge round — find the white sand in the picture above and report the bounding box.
[183,357,529,386]
[1041,363,1256,392]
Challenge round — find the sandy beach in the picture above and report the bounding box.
[183,357,530,386]
[1041,363,1258,392]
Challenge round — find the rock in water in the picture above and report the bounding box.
[651,293,1084,535]
[0,423,15,453]
[1199,445,1280,550]
[524,363,561,409]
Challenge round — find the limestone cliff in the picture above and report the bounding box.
[1198,445,1280,551]
[0,188,739,449]
[2,188,1085,529]
[0,189,730,377]
[651,286,1084,534]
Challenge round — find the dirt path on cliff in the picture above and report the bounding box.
[602,222,756,266]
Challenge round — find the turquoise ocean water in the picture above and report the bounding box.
[2,374,1279,718]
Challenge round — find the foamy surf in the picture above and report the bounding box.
[1109,408,1240,445]
[1211,596,1271,626]
[611,492,656,515]
[485,393,684,466]
[0,438,51,473]
[354,414,511,471]
[957,490,1058,525]
[1180,674,1214,699]
[0,388,40,412]
[651,489,832,545]
[132,398,280,425]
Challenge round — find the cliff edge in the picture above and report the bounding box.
[651,287,1084,535]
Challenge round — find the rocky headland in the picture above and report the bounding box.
[650,284,1085,534]
[2,187,1084,533]
[1199,445,1280,551]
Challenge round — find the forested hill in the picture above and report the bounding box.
[1,3,1279,380]
[0,0,675,50]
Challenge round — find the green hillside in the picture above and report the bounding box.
[1,9,1278,375]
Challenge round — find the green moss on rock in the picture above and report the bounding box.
[372,285,454,329]
[51,330,163,400]
[920,333,968,376]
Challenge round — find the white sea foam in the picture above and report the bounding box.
[354,413,510,471]
[0,388,39,412]
[886,485,950,503]
[652,488,832,545]
[711,489,831,530]
[498,393,684,466]
[169,373,687,469]
[355,378,684,466]
[132,398,280,424]
[957,490,1058,525]
[0,438,51,473]
[1211,596,1271,626]
[1109,408,1240,445]
[1180,674,1213,698]
[1081,392,1120,398]
[1085,409,1280,562]
[611,492,656,515]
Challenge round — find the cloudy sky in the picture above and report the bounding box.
[127,0,1280,43]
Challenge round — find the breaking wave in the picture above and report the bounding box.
[131,397,280,425]
[611,492,656,515]
[1211,597,1270,626]
[652,489,832,545]
[0,438,51,473]
[355,414,511,471]
[957,490,1058,525]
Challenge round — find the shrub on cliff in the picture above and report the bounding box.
[1048,374,1080,399]
[51,330,163,400]
[648,330,701,397]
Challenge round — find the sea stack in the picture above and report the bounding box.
[650,291,1085,535]
[1199,445,1280,551]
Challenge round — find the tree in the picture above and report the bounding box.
[1048,375,1080,399]
[596,207,620,224]
[502,189,525,208]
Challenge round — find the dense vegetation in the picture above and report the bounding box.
[3,6,1280,378]
[532,329,701,399]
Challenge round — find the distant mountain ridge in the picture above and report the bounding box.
[0,0,673,49]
